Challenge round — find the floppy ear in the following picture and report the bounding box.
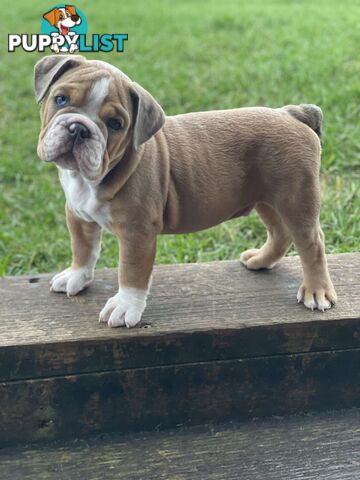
[66,5,77,16]
[43,8,57,26]
[130,82,165,149]
[34,55,85,103]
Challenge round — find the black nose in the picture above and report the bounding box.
[71,14,80,22]
[68,123,90,142]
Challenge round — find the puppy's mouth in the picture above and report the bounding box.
[52,151,79,171]
[39,114,107,182]
[60,25,69,35]
[45,138,102,179]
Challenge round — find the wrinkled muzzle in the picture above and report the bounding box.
[38,113,107,183]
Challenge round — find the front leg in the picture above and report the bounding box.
[99,227,156,328]
[69,43,79,54]
[50,203,101,296]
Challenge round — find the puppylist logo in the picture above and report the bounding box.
[8,4,128,53]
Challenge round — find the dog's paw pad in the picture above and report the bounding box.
[99,288,147,328]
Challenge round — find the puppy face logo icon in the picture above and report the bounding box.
[7,4,128,54]
[42,4,83,53]
[43,5,81,35]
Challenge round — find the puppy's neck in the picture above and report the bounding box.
[98,142,144,201]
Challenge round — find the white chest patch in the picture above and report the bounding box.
[59,169,112,230]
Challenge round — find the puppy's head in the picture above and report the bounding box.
[34,55,165,184]
[43,5,81,34]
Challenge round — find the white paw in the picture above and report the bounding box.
[50,267,94,296]
[99,288,147,328]
[69,43,78,53]
[50,44,60,54]
[297,284,337,312]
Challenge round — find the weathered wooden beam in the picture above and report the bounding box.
[0,253,359,445]
[0,253,359,380]
[1,409,360,480]
[1,349,359,445]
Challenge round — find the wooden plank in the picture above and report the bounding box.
[0,253,359,381]
[1,348,359,445]
[1,409,359,480]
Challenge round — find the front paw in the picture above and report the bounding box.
[50,44,60,54]
[50,267,94,296]
[69,43,78,53]
[99,288,147,328]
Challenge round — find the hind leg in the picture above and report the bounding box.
[277,193,337,311]
[287,223,336,311]
[240,202,293,270]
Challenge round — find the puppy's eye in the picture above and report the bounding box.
[106,118,123,131]
[59,14,63,19]
[54,95,69,107]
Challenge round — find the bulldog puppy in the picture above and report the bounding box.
[34,55,337,327]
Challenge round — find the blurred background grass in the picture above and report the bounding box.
[0,0,359,275]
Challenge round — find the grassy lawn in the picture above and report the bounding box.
[0,0,359,276]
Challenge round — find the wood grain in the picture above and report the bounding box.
[1,409,359,480]
[0,348,359,445]
[0,254,359,446]
[0,254,359,381]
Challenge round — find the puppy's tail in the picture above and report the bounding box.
[283,104,323,138]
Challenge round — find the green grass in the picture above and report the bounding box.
[0,0,359,276]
